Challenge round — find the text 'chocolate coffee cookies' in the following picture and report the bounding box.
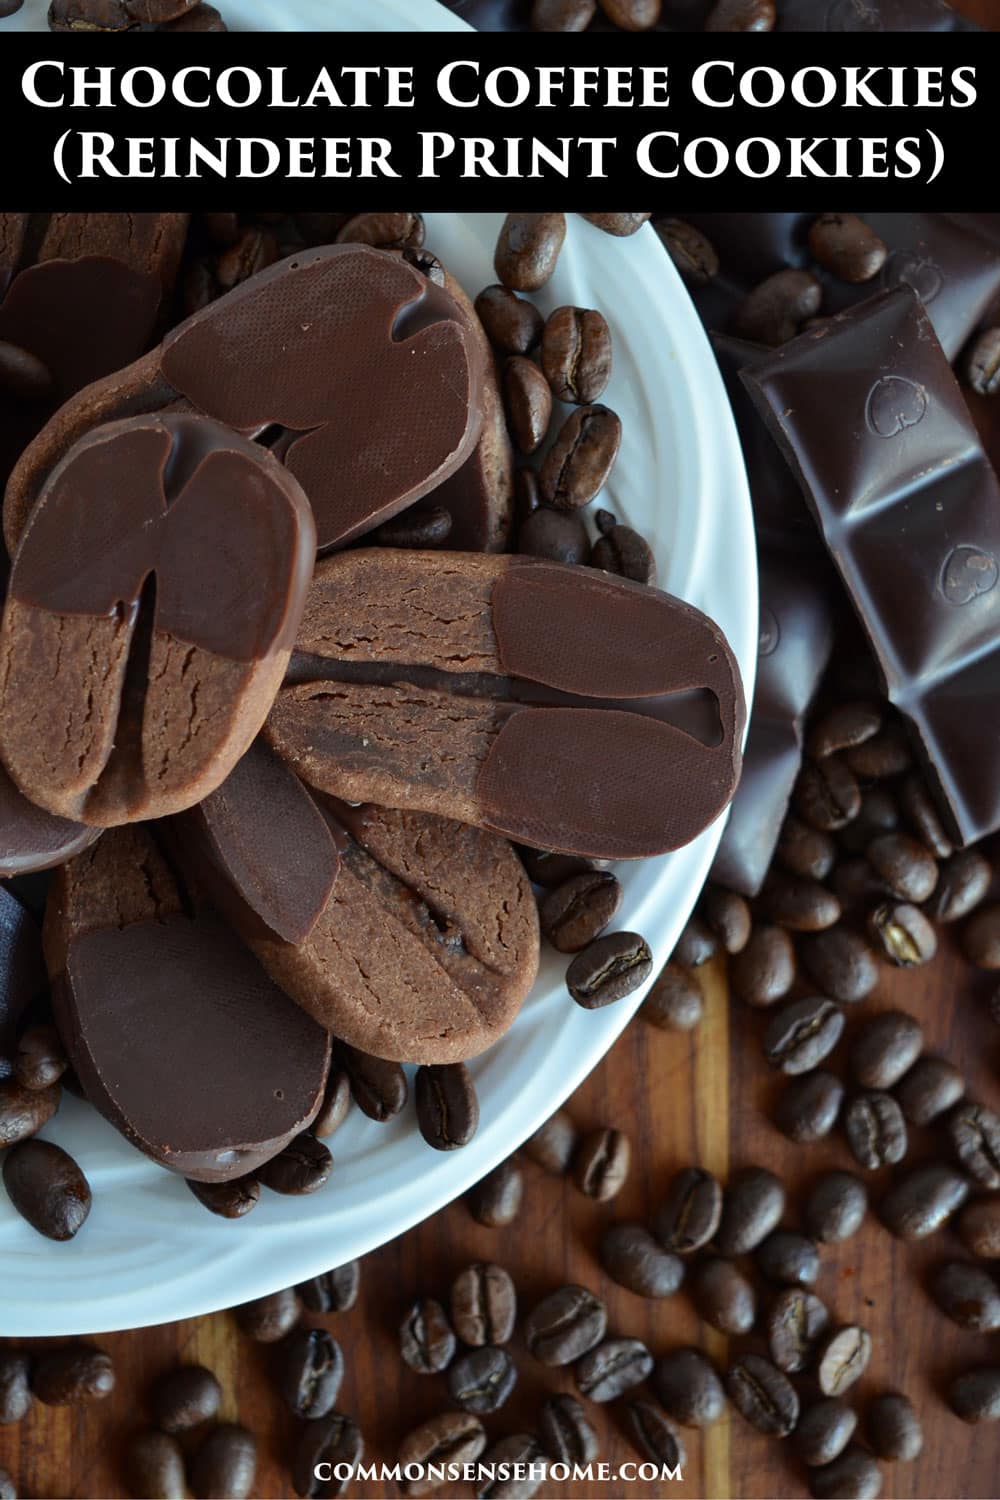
[169,741,539,1064]
[268,550,745,860]
[44,827,331,1181]
[0,413,316,827]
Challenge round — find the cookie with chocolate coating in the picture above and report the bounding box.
[0,413,315,826]
[268,550,745,860]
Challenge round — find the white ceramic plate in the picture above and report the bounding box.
[2,0,473,28]
[0,213,756,1335]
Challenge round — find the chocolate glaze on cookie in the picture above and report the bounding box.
[45,827,330,1181]
[267,550,745,860]
[0,414,316,827]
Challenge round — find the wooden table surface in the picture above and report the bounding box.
[3,3,999,1496]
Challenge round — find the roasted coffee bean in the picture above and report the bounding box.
[755,1231,820,1289]
[948,1103,1000,1190]
[775,1072,844,1143]
[542,306,612,405]
[768,1288,829,1374]
[311,1071,351,1140]
[274,1328,344,1420]
[336,212,424,249]
[895,1055,965,1126]
[808,1447,883,1500]
[834,859,889,908]
[839,786,900,854]
[671,916,718,968]
[817,1326,872,1397]
[448,1346,517,1414]
[701,885,752,954]
[513,466,542,525]
[958,1198,1000,1260]
[369,506,452,550]
[929,1261,1000,1332]
[0,1354,32,1426]
[764,997,844,1076]
[866,1392,923,1461]
[653,1167,722,1254]
[641,960,704,1032]
[803,1172,867,1246]
[963,905,1000,969]
[524,1109,577,1174]
[653,1348,726,1428]
[808,214,888,284]
[400,1299,456,1375]
[398,1413,485,1497]
[851,1012,923,1091]
[540,405,622,512]
[575,1337,652,1402]
[926,849,991,923]
[567,930,652,1007]
[726,1354,799,1436]
[760,873,841,933]
[579,212,651,235]
[625,1398,686,1468]
[705,0,775,29]
[692,1258,756,1336]
[868,902,937,966]
[880,1164,969,1240]
[799,930,878,1005]
[451,1264,517,1348]
[49,0,135,29]
[541,871,622,953]
[0,1079,59,1147]
[590,518,656,586]
[845,1092,907,1171]
[13,1025,67,1092]
[190,1424,257,1500]
[717,1166,785,1254]
[844,721,912,779]
[948,1367,1000,1424]
[339,1047,408,1121]
[777,817,836,882]
[897,774,952,859]
[2,1140,90,1241]
[731,925,796,1008]
[518,506,591,565]
[654,218,718,285]
[235,1287,301,1342]
[809,701,883,761]
[475,285,544,356]
[32,1345,114,1405]
[298,1263,360,1315]
[572,1127,630,1200]
[257,1133,332,1195]
[794,757,862,831]
[866,834,938,904]
[415,1064,479,1152]
[465,1158,523,1227]
[150,1365,221,1433]
[532,0,599,28]
[293,1413,364,1498]
[124,1429,185,1500]
[503,356,553,456]
[187,1175,260,1220]
[966,327,1000,397]
[539,1393,599,1464]
[599,1223,683,1298]
[793,1399,858,1467]
[477,1433,545,1500]
[526,1285,606,1366]
[734,269,822,348]
[495,213,567,292]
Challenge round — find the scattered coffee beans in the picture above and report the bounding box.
[257,1133,332,1195]
[235,1287,300,1343]
[865,1392,922,1462]
[654,1167,723,1255]
[808,214,887,284]
[32,1345,114,1406]
[880,1165,970,1240]
[525,1285,606,1366]
[523,1110,577,1175]
[465,1158,523,1227]
[0,1354,31,1426]
[397,1413,483,1498]
[755,1230,820,1289]
[763,997,844,1075]
[575,1337,653,1402]
[400,1299,456,1375]
[448,1345,517,1414]
[3,1139,90,1241]
[274,1328,344,1420]
[845,1092,908,1170]
[653,1347,726,1428]
[948,1102,1000,1190]
[793,1399,858,1467]
[298,1263,360,1315]
[895,1055,965,1126]
[803,1171,868,1244]
[190,1424,257,1500]
[599,1223,684,1298]
[768,1288,829,1374]
[625,1397,686,1468]
[929,1262,1000,1332]
[451,1264,517,1347]
[691,1257,757,1336]
[850,1011,923,1090]
[726,1353,799,1436]
[731,925,796,1007]
[808,1446,883,1500]
[293,1413,364,1499]
[495,213,567,292]
[150,1365,221,1433]
[641,963,703,1032]
[774,1071,844,1143]
[717,1166,786,1254]
[572,1127,631,1201]
[540,871,623,953]
[187,1175,260,1220]
[538,1393,599,1464]
[415,1064,479,1151]
[817,1325,872,1397]
[948,1367,1000,1425]
[541,305,612,405]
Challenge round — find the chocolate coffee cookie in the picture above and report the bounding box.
[0,414,315,826]
[44,827,330,1180]
[7,245,488,558]
[268,550,745,859]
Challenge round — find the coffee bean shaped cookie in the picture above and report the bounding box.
[0,414,315,826]
[267,551,745,860]
[44,826,330,1181]
[169,743,539,1063]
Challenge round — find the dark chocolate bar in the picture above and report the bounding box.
[743,286,1000,846]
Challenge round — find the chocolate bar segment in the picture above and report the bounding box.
[743,286,1000,845]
